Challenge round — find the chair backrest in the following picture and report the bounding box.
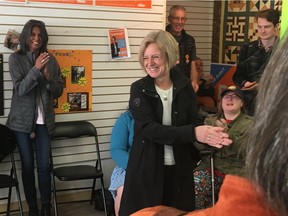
[51,121,102,170]
[52,121,97,139]
[0,124,16,162]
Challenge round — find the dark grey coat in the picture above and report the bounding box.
[6,52,63,135]
[119,67,201,216]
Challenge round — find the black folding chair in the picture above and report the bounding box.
[50,121,107,216]
[0,124,24,216]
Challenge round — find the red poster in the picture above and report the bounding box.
[96,0,151,9]
[28,0,93,5]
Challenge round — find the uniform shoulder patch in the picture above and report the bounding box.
[133,98,140,107]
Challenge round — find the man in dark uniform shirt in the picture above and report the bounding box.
[166,5,198,92]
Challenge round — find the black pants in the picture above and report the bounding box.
[163,165,176,206]
[243,90,257,116]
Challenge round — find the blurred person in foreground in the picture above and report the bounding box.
[119,30,232,216]
[131,30,288,216]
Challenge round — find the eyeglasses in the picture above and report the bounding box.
[222,94,240,101]
[26,19,45,26]
[169,16,187,22]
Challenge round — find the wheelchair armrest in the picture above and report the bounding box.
[200,149,217,157]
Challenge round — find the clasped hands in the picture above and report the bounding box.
[195,125,232,148]
[35,52,50,81]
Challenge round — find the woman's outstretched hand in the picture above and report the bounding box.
[195,125,232,148]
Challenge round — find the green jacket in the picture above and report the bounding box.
[194,112,253,177]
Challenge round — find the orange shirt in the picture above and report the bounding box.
[132,175,278,216]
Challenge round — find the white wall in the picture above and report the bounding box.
[0,0,166,205]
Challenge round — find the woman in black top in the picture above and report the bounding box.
[119,30,232,216]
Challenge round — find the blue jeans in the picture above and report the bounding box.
[14,124,51,208]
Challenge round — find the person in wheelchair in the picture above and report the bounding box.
[193,86,253,209]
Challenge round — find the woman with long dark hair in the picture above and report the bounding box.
[6,19,63,216]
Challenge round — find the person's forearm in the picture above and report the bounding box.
[190,60,198,82]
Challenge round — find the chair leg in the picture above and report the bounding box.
[90,178,97,205]
[10,152,23,215]
[7,186,12,215]
[100,178,108,216]
[15,184,24,216]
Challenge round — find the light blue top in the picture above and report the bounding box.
[110,110,134,169]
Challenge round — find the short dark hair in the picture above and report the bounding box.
[256,9,280,26]
[19,19,48,55]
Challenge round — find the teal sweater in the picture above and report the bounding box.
[110,110,134,169]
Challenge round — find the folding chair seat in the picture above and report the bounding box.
[0,124,24,216]
[50,121,107,216]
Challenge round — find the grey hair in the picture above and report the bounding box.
[169,5,186,17]
[247,30,288,215]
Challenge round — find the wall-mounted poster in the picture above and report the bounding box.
[1,0,26,2]
[96,0,151,9]
[49,50,92,114]
[108,28,131,60]
[28,0,93,5]
[210,63,236,103]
